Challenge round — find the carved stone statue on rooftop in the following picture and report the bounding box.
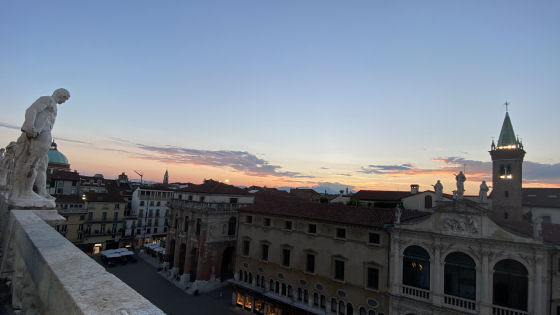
[394,203,403,225]
[0,142,17,191]
[7,89,70,208]
[479,180,489,202]
[455,171,466,199]
[433,180,443,201]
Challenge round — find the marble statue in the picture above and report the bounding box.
[455,171,466,198]
[0,142,17,191]
[479,181,489,202]
[394,204,402,224]
[433,180,443,201]
[8,89,70,208]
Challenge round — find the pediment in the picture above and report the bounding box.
[397,200,540,244]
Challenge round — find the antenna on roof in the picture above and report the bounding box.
[134,170,144,184]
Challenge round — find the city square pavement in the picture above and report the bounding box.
[103,257,247,315]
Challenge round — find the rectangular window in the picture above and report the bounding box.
[112,224,117,234]
[101,212,107,221]
[113,212,118,221]
[140,201,145,206]
[263,218,271,227]
[334,260,344,280]
[369,233,380,244]
[87,212,93,221]
[308,224,317,234]
[184,216,189,232]
[114,204,120,210]
[284,221,292,230]
[100,224,106,234]
[367,267,379,289]
[230,198,238,204]
[261,244,269,261]
[282,249,291,267]
[80,214,85,220]
[246,215,253,224]
[306,253,315,273]
[78,224,83,232]
[336,228,346,239]
[196,218,201,236]
[243,240,250,256]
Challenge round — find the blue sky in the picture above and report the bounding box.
[1,1,559,193]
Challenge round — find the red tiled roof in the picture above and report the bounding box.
[522,188,560,208]
[84,190,125,203]
[178,179,250,195]
[48,170,80,181]
[138,184,175,191]
[53,194,84,203]
[353,190,411,201]
[240,190,429,228]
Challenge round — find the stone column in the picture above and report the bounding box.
[390,233,401,293]
[479,248,490,315]
[432,239,442,306]
[533,254,544,315]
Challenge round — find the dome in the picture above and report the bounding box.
[48,142,69,165]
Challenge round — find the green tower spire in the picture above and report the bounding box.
[497,112,517,147]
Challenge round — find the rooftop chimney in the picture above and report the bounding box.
[410,184,419,194]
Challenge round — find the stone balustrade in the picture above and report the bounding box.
[401,284,431,300]
[443,294,477,312]
[492,305,529,315]
[0,208,164,314]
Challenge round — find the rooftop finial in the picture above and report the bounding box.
[504,101,510,113]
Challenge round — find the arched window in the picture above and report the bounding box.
[275,281,280,294]
[281,283,286,296]
[338,301,345,314]
[256,275,260,287]
[403,245,430,290]
[493,259,528,311]
[297,288,302,301]
[424,195,432,208]
[243,271,247,282]
[444,252,476,300]
[269,279,274,291]
[248,273,252,284]
[331,298,337,312]
[260,277,265,289]
[228,216,236,235]
[347,303,353,315]
[360,307,366,315]
[288,285,293,297]
[313,292,318,306]
[368,311,375,315]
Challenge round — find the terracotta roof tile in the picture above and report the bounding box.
[240,190,428,227]
[353,190,411,201]
[522,188,560,208]
[178,179,250,195]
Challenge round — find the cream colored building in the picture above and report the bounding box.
[231,190,427,315]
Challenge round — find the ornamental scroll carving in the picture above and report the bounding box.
[442,215,478,234]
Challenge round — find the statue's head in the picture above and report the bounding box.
[52,88,70,104]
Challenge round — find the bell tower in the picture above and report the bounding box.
[489,108,525,221]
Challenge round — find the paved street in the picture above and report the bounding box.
[103,257,242,315]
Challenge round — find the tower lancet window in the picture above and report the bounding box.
[499,164,512,179]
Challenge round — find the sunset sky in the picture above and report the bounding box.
[1,1,559,194]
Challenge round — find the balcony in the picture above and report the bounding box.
[0,209,164,314]
[443,294,477,313]
[492,305,528,315]
[402,285,430,300]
